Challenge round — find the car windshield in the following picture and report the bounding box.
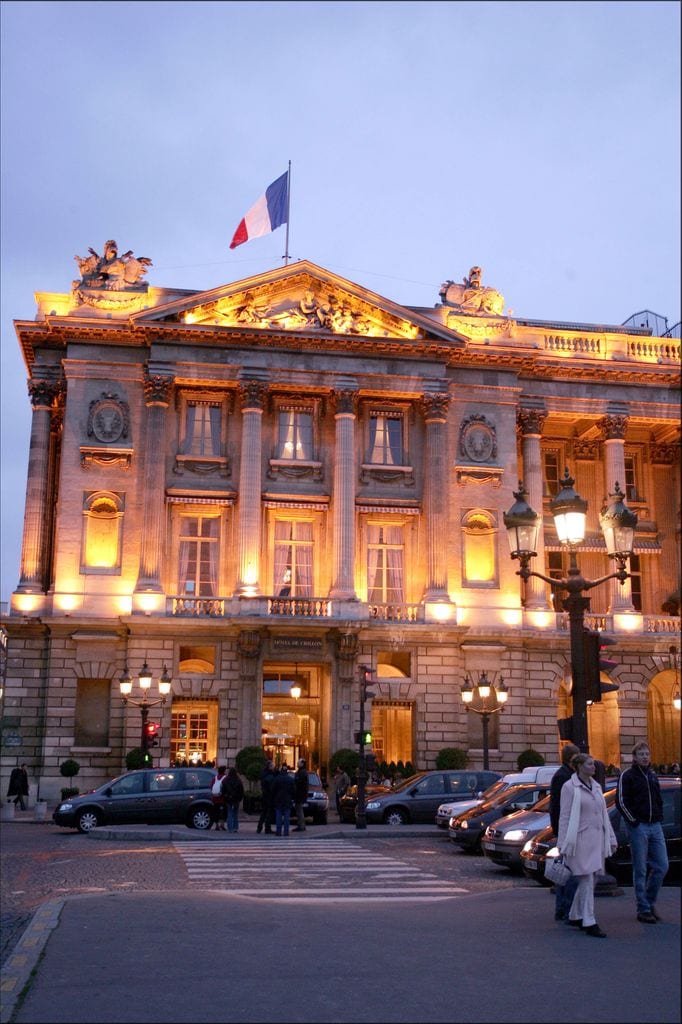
[477,784,535,812]
[480,779,508,801]
[390,774,428,793]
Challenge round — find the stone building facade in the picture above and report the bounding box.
[1,251,680,801]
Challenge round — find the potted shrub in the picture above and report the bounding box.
[516,748,545,770]
[235,745,266,813]
[436,747,468,770]
[59,758,80,799]
[125,747,146,770]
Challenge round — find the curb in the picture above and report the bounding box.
[0,899,64,1024]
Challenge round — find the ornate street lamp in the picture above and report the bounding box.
[460,672,509,770]
[504,471,637,753]
[119,660,172,765]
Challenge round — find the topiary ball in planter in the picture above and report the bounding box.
[436,747,468,770]
[125,747,147,770]
[59,758,81,782]
[516,748,545,770]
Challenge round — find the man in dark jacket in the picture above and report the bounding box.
[294,758,309,831]
[257,761,277,834]
[616,742,669,923]
[549,743,580,921]
[271,764,296,836]
[7,764,29,810]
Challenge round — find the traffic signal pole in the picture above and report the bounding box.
[355,666,375,830]
[140,702,150,760]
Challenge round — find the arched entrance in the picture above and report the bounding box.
[647,670,681,764]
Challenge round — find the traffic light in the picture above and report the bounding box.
[359,665,376,699]
[354,730,373,745]
[144,722,160,747]
[584,630,619,703]
[557,718,574,741]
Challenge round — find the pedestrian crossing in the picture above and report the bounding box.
[173,839,469,903]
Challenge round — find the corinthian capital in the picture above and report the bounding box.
[517,407,546,436]
[239,380,268,411]
[332,389,357,415]
[144,374,174,406]
[28,378,62,410]
[599,414,629,440]
[421,392,450,421]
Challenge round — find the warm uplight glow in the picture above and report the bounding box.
[13,593,41,612]
[525,611,555,630]
[612,612,643,632]
[134,592,164,615]
[55,594,79,614]
[425,601,454,622]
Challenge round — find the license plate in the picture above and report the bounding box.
[482,841,494,850]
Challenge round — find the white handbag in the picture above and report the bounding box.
[545,854,572,887]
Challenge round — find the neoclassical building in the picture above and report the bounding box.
[1,249,680,800]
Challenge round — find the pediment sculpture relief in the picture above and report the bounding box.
[73,240,153,309]
[439,266,505,317]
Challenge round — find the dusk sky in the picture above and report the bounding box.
[1,0,679,605]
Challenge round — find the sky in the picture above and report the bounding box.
[1,0,680,605]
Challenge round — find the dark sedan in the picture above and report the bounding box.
[365,770,501,825]
[449,781,552,853]
[520,778,681,885]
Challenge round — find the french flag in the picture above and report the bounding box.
[229,171,289,249]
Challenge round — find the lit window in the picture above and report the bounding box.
[543,451,561,498]
[629,553,642,611]
[277,410,313,461]
[367,525,404,603]
[178,516,220,597]
[274,520,314,597]
[623,455,639,502]
[184,402,222,456]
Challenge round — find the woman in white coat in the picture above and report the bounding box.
[558,753,618,938]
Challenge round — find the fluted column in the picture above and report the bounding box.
[517,407,549,609]
[135,374,173,592]
[599,413,634,612]
[17,378,63,592]
[235,380,267,596]
[329,389,357,599]
[422,392,450,601]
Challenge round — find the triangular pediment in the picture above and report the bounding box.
[132,260,466,345]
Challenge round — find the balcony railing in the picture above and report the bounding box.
[368,603,422,623]
[267,597,331,617]
[170,597,225,617]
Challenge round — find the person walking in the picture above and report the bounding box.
[221,767,244,833]
[256,760,277,834]
[7,764,29,810]
[272,763,295,836]
[333,765,350,818]
[294,758,308,831]
[549,743,580,922]
[211,765,228,830]
[558,753,618,938]
[615,741,669,924]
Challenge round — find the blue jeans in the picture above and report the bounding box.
[627,821,669,914]
[275,807,291,836]
[226,804,239,832]
[555,872,579,919]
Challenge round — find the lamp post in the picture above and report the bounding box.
[460,672,509,770]
[355,665,376,830]
[504,472,637,753]
[119,660,172,765]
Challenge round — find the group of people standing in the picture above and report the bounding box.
[210,766,245,832]
[256,759,309,836]
[550,741,669,938]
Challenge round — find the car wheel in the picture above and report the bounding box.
[76,809,101,833]
[384,808,409,825]
[188,806,213,831]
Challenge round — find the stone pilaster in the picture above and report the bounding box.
[517,407,549,609]
[422,392,450,601]
[329,389,358,599]
[135,375,173,592]
[17,378,63,592]
[235,380,267,596]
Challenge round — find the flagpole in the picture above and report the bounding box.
[283,160,291,265]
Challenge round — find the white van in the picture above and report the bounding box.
[435,764,561,828]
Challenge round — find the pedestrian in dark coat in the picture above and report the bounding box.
[616,741,669,923]
[7,764,29,810]
[271,764,296,836]
[294,758,308,831]
[220,767,245,833]
[549,744,580,921]
[257,760,277,834]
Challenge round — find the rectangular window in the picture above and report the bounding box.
[274,520,314,596]
[368,412,404,466]
[547,551,566,609]
[629,553,642,611]
[184,402,222,456]
[367,525,404,603]
[74,679,110,747]
[277,410,313,461]
[178,516,220,597]
[543,452,561,498]
[623,455,638,502]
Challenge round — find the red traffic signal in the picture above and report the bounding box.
[144,722,160,747]
[584,630,619,703]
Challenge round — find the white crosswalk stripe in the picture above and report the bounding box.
[174,839,468,903]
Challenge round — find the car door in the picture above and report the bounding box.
[101,772,148,823]
[145,770,186,822]
[406,773,448,821]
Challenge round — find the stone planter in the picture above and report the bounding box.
[34,800,48,820]
[1,801,16,821]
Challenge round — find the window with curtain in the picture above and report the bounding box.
[367,524,404,603]
[184,402,222,456]
[542,450,561,498]
[178,515,220,596]
[274,520,314,596]
[368,412,404,466]
[277,409,313,461]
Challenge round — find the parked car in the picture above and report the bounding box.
[448,781,552,853]
[365,769,501,825]
[481,793,551,870]
[52,767,216,833]
[338,784,391,823]
[296,770,329,824]
[520,778,681,886]
[434,766,560,829]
